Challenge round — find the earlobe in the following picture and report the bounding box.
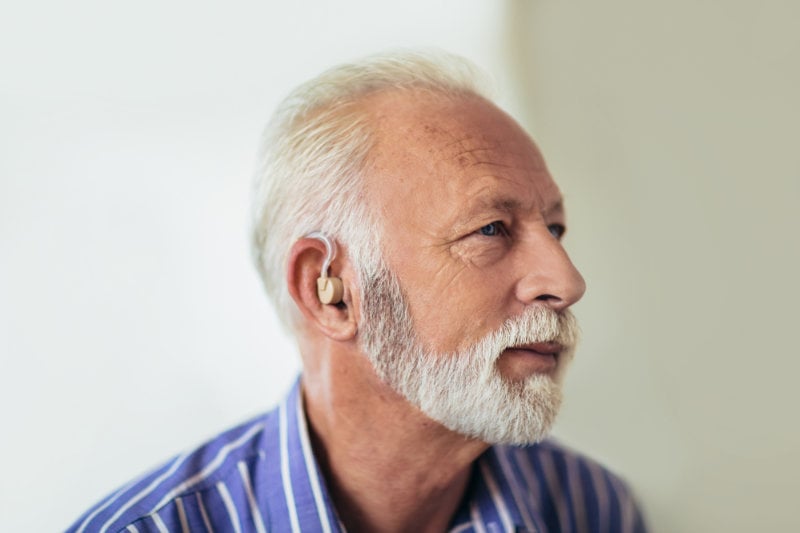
[286,235,357,341]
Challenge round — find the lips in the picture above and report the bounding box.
[500,342,563,376]
[511,342,564,357]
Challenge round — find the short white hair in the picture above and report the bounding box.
[250,49,491,329]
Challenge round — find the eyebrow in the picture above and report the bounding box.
[450,195,564,233]
[466,196,563,217]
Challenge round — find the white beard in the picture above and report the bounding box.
[358,261,579,445]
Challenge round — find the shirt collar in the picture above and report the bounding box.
[281,377,531,533]
[274,377,342,532]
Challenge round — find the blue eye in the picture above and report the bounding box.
[479,222,505,237]
[548,224,566,239]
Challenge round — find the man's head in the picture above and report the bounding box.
[251,50,488,330]
[251,50,586,445]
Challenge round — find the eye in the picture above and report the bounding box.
[548,224,566,239]
[478,221,507,237]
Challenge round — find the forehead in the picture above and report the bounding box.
[362,90,562,234]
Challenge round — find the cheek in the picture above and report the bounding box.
[402,257,513,353]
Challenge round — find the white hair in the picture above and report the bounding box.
[250,49,491,329]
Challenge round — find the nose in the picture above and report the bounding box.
[515,232,586,312]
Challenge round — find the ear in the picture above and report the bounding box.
[287,237,358,341]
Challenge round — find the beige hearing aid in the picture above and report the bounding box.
[305,231,344,305]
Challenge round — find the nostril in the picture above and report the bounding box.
[535,294,562,302]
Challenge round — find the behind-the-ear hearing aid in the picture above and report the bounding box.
[305,231,344,305]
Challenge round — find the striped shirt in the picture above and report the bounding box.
[67,378,647,532]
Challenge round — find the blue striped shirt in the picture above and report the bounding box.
[67,378,646,532]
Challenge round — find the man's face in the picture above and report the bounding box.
[356,91,586,444]
[359,258,579,445]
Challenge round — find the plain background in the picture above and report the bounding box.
[1,1,798,531]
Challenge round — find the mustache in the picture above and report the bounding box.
[482,306,579,357]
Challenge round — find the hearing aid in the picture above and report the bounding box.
[305,231,344,305]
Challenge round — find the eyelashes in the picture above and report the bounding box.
[477,221,508,237]
[475,221,566,241]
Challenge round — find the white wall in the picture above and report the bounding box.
[0,2,506,531]
[1,1,797,531]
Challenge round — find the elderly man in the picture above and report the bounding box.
[69,51,646,533]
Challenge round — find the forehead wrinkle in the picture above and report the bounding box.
[440,135,520,171]
[453,149,517,170]
[445,139,546,177]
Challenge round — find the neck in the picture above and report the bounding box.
[301,344,488,533]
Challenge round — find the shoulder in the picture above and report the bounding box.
[489,438,648,532]
[66,410,277,533]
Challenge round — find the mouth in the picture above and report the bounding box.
[513,342,564,356]
[499,342,564,376]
